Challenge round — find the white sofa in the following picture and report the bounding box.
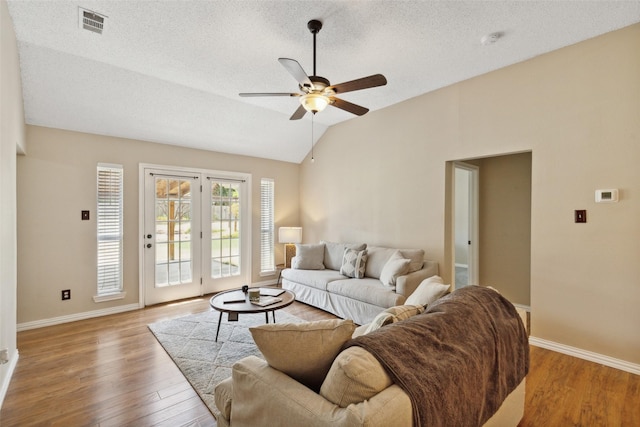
[281,242,439,325]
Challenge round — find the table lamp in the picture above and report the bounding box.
[279,227,302,268]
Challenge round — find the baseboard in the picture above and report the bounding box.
[0,350,19,410]
[17,303,140,331]
[251,278,279,288]
[529,336,640,375]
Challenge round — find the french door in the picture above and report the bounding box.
[142,166,250,306]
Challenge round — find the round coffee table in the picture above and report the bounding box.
[209,287,295,342]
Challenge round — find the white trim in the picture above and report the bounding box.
[0,350,19,409]
[93,291,126,303]
[529,336,640,375]
[17,303,140,332]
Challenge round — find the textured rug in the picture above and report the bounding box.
[148,309,303,414]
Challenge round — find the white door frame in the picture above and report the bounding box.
[452,162,479,288]
[138,163,251,306]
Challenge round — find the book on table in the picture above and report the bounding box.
[259,288,286,297]
[251,296,282,307]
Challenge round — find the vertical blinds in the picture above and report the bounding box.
[97,164,123,295]
[260,178,275,273]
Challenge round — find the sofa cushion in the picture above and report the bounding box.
[405,275,451,306]
[249,319,356,392]
[320,346,393,407]
[364,246,397,279]
[327,278,405,308]
[379,250,411,287]
[281,268,347,291]
[292,243,325,270]
[321,241,366,271]
[340,248,368,279]
[399,248,426,273]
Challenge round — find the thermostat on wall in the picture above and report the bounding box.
[595,189,618,203]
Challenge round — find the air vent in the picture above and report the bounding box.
[79,7,106,34]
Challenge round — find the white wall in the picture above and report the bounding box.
[300,24,640,366]
[0,0,25,406]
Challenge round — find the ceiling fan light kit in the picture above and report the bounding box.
[239,19,387,120]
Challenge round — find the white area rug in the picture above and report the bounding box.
[148,309,304,414]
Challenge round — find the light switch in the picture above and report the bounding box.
[575,210,587,223]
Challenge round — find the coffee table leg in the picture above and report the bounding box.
[272,311,276,323]
[215,311,223,342]
[265,312,269,324]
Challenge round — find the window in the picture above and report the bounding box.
[260,178,275,274]
[96,164,124,298]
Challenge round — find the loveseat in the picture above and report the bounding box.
[281,241,439,325]
[213,286,529,427]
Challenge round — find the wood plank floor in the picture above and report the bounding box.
[1,296,638,426]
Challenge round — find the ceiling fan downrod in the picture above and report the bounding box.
[307,20,322,77]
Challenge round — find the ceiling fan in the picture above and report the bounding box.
[239,19,387,120]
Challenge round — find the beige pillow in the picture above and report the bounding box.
[249,319,356,391]
[292,243,325,270]
[399,248,425,273]
[405,276,451,306]
[363,311,395,334]
[379,250,411,287]
[320,346,393,407]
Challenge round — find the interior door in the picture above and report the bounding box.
[143,169,202,305]
[453,162,479,289]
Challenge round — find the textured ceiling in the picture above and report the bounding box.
[7,1,640,163]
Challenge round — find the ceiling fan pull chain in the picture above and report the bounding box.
[311,114,315,163]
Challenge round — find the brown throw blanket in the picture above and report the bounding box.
[343,286,529,427]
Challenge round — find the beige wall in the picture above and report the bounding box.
[300,24,640,364]
[476,153,532,306]
[1,0,25,402]
[17,126,299,323]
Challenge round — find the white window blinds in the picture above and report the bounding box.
[97,164,123,295]
[260,178,275,273]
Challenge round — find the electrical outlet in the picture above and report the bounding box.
[575,210,587,223]
[62,289,71,300]
[0,349,8,364]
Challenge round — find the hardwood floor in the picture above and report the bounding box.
[1,296,638,426]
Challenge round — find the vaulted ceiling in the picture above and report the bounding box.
[7,1,640,163]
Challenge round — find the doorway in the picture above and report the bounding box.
[140,165,251,306]
[453,162,479,289]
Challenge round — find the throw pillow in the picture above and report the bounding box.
[379,250,411,287]
[320,346,393,407]
[362,311,395,334]
[384,304,425,321]
[405,276,451,306]
[362,304,425,334]
[249,319,356,391]
[398,248,425,273]
[292,243,325,270]
[340,248,368,279]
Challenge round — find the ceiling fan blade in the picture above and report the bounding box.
[330,97,369,116]
[278,58,313,89]
[239,92,300,97]
[329,74,387,94]
[289,104,307,120]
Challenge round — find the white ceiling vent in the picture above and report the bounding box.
[79,7,106,34]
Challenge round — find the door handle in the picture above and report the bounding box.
[146,243,152,248]
[146,234,152,239]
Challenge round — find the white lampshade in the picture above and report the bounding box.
[278,227,302,244]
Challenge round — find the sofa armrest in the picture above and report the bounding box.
[395,260,439,299]
[227,356,412,427]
